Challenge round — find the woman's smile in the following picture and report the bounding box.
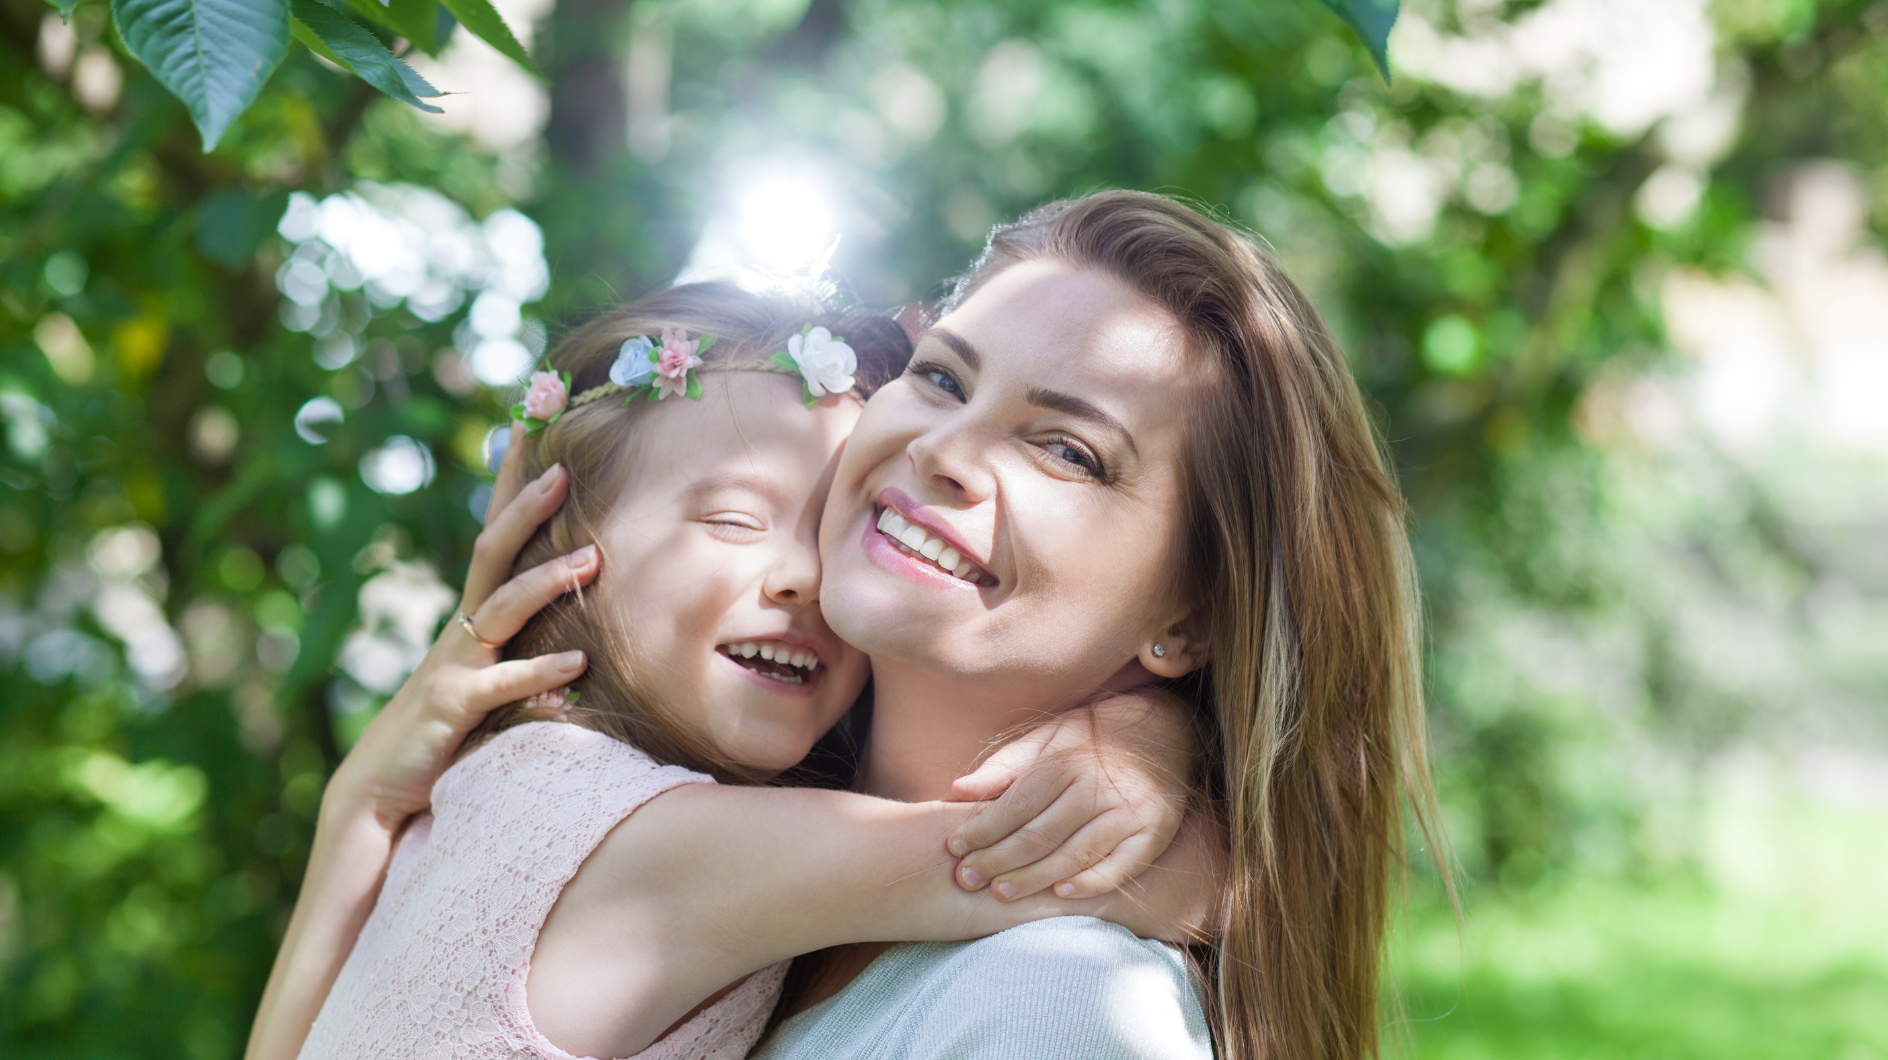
[866,488,998,589]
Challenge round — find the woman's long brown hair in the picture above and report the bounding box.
[467,282,910,783]
[945,191,1451,1060]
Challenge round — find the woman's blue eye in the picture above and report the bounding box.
[920,366,964,400]
[1047,440,1102,477]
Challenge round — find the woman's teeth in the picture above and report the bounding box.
[720,640,820,684]
[876,508,994,586]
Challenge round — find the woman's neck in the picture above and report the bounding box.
[856,661,1069,802]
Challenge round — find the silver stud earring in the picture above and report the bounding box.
[1151,643,1166,658]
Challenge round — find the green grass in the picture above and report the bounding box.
[1391,798,1888,1059]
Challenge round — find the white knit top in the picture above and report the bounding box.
[299,722,788,1060]
[753,917,1212,1060]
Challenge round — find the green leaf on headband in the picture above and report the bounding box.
[685,372,702,400]
[772,351,799,374]
[696,333,717,355]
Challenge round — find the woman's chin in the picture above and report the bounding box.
[822,560,957,663]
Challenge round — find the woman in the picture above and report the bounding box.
[258,190,1442,1060]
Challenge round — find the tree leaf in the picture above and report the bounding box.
[1316,0,1398,80]
[111,0,292,150]
[438,0,539,79]
[339,0,447,57]
[45,0,92,21]
[290,0,443,113]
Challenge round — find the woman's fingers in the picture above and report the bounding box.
[462,462,567,611]
[1040,831,1165,901]
[986,813,1127,902]
[470,545,599,645]
[485,422,529,526]
[462,651,587,710]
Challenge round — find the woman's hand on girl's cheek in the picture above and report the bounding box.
[322,456,597,834]
[943,690,1200,902]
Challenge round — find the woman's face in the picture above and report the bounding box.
[818,259,1210,698]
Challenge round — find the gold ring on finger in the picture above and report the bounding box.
[457,611,505,650]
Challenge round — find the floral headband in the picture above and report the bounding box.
[511,323,858,436]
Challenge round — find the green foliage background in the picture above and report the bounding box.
[3,0,1886,1057]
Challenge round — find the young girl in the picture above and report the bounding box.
[280,284,1212,1060]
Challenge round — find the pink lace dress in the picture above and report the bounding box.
[299,722,788,1060]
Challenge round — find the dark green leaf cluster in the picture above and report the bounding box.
[60,0,538,149]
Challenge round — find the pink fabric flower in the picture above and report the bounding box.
[522,371,568,420]
[653,326,703,400]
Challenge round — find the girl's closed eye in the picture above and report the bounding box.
[703,511,766,536]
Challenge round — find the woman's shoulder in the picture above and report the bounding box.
[933,917,1203,1019]
[761,918,1210,1060]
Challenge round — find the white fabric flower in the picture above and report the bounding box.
[786,327,857,398]
[610,336,656,386]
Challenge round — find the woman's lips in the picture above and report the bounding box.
[860,516,985,592]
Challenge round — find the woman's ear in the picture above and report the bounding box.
[1139,616,1209,679]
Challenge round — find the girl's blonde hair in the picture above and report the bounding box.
[946,191,1450,1060]
[470,282,912,783]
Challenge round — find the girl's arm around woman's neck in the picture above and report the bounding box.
[526,781,1224,1059]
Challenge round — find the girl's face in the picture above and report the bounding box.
[594,372,870,775]
[818,260,1210,699]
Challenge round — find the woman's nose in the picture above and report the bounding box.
[907,418,995,504]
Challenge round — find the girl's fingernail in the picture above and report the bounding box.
[569,545,597,568]
[556,651,584,673]
[947,835,969,857]
[993,881,1015,901]
[535,463,561,492]
[1055,882,1075,898]
[958,865,983,889]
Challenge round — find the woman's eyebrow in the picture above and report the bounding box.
[1026,387,1139,459]
[922,327,981,370]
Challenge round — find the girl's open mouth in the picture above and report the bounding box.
[717,640,821,686]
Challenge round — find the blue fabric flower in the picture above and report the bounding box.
[610,336,656,386]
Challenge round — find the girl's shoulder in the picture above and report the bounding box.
[433,721,714,812]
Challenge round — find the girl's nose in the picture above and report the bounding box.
[762,537,821,605]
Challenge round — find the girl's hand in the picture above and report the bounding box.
[944,690,1199,902]
[324,423,597,833]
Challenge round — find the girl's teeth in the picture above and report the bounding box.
[722,641,820,672]
[876,507,990,587]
